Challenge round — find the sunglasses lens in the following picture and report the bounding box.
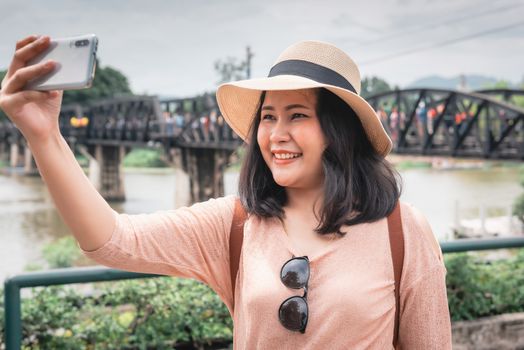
[279,296,308,332]
[281,257,310,289]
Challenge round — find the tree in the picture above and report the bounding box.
[361,76,391,98]
[488,80,512,89]
[484,79,524,108]
[214,47,254,85]
[214,56,247,85]
[61,59,132,105]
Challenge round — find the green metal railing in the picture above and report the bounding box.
[4,236,524,349]
[3,268,161,349]
[439,236,524,252]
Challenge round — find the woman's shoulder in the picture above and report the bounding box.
[399,202,441,255]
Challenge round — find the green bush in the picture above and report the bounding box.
[21,286,86,349]
[445,253,493,320]
[1,278,232,349]
[446,249,524,321]
[42,236,82,269]
[513,194,524,224]
[123,149,168,168]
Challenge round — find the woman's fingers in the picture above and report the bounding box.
[6,36,51,80]
[2,60,55,94]
[15,35,39,50]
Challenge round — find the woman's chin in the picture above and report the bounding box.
[273,177,296,188]
[272,173,325,191]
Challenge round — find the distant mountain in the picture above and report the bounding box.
[406,75,500,91]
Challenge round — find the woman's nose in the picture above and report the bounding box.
[269,119,291,143]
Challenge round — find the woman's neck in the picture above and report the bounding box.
[284,186,324,220]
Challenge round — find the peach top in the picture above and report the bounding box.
[82,195,452,349]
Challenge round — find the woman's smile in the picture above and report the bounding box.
[272,150,303,164]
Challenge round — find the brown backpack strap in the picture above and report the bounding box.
[387,200,404,349]
[229,198,247,310]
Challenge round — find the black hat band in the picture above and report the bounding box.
[268,59,357,94]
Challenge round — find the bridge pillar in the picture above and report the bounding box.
[183,148,233,203]
[23,145,38,175]
[0,142,7,165]
[9,143,24,168]
[94,145,128,202]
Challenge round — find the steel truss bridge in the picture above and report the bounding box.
[1,88,523,160]
[367,88,524,159]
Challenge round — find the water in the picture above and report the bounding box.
[400,167,521,238]
[0,164,521,281]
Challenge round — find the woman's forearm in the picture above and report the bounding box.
[28,131,116,251]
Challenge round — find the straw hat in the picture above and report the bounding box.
[216,40,392,156]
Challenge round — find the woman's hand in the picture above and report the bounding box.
[0,35,64,144]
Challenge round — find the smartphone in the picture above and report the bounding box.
[25,34,98,91]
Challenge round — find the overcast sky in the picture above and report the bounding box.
[1,0,523,97]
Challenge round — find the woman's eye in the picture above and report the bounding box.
[292,113,307,119]
[261,114,274,120]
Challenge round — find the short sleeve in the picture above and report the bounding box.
[80,195,236,310]
[397,203,452,349]
[398,265,452,349]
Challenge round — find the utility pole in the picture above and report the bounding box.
[246,46,254,79]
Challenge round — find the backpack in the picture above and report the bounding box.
[229,199,404,348]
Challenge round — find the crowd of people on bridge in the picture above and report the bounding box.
[375,101,480,144]
[162,107,238,142]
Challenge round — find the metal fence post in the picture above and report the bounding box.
[4,278,21,350]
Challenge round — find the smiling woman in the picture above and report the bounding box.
[0,37,452,349]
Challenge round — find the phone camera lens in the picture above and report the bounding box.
[75,40,89,47]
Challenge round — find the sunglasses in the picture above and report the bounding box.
[278,255,310,333]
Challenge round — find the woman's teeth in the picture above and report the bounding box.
[273,153,302,159]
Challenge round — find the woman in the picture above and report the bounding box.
[0,37,452,348]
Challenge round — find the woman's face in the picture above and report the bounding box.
[257,89,327,190]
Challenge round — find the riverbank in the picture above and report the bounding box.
[386,154,522,171]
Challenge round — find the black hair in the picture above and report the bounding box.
[238,88,402,236]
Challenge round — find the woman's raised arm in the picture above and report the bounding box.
[0,35,115,251]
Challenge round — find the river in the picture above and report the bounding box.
[0,163,521,281]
